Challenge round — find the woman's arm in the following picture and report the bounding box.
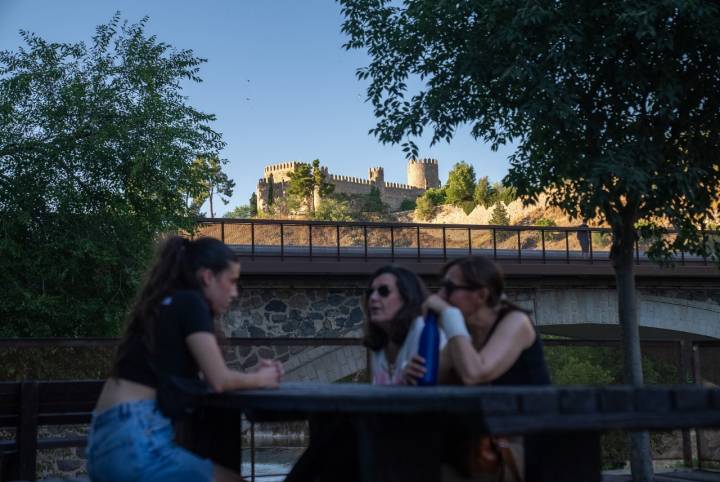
[186,332,281,392]
[442,308,535,385]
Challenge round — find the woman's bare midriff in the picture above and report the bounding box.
[94,378,157,413]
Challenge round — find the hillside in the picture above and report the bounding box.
[394,194,590,227]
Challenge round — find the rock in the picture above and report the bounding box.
[348,307,364,325]
[288,294,309,309]
[328,294,345,306]
[248,326,266,337]
[57,458,83,472]
[271,314,288,323]
[265,300,287,313]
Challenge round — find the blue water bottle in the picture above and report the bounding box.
[417,311,440,386]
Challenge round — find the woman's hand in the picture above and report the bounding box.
[401,354,427,385]
[423,294,451,316]
[252,363,282,388]
[253,358,285,377]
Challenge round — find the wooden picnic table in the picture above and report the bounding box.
[182,382,720,482]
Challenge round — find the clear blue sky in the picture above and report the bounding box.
[0,0,515,213]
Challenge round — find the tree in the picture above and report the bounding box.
[225,205,254,218]
[313,196,353,221]
[414,195,435,221]
[0,14,227,337]
[340,2,720,478]
[489,202,510,226]
[399,198,416,211]
[423,187,447,206]
[187,155,235,218]
[360,186,388,216]
[492,182,518,206]
[249,192,258,216]
[473,176,496,208]
[287,160,334,214]
[312,159,334,198]
[445,161,476,205]
[267,173,275,206]
[286,163,315,212]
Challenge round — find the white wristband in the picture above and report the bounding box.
[440,307,471,339]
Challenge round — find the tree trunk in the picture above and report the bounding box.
[209,184,215,218]
[611,221,654,482]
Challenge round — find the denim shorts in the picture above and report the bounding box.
[86,400,214,482]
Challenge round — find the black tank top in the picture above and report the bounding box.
[485,308,551,386]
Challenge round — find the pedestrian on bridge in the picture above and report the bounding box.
[423,255,552,482]
[87,236,283,482]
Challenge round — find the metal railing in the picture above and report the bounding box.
[193,218,716,265]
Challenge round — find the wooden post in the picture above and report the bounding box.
[17,381,39,481]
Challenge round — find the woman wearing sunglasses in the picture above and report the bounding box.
[286,265,440,481]
[362,265,447,385]
[421,255,551,481]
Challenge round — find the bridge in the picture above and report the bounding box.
[196,218,718,277]
[191,219,720,383]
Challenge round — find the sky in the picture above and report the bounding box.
[0,0,516,214]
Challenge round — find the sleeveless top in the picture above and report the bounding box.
[485,308,551,386]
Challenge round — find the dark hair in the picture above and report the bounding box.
[442,256,529,318]
[111,236,238,376]
[362,265,429,351]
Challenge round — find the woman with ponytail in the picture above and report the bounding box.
[423,256,551,482]
[87,236,282,482]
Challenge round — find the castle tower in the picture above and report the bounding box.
[369,166,385,188]
[407,158,440,189]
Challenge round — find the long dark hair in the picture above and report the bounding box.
[362,265,429,351]
[111,236,238,376]
[442,256,529,319]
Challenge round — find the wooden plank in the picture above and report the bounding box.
[635,387,672,412]
[559,388,597,414]
[520,390,558,414]
[599,387,634,412]
[673,386,710,411]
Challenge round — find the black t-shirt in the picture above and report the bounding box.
[116,290,215,389]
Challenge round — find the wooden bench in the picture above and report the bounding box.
[0,380,103,482]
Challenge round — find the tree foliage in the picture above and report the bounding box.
[286,163,315,212]
[473,176,495,208]
[187,156,235,218]
[225,204,254,218]
[0,15,227,336]
[286,159,334,214]
[445,161,476,205]
[489,202,510,226]
[339,3,720,471]
[313,195,354,221]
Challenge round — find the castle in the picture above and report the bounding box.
[256,159,441,213]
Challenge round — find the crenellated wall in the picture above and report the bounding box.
[256,159,439,212]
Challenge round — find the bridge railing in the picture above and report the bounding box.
[193,218,715,265]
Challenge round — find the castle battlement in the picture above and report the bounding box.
[384,181,418,190]
[409,158,438,166]
[329,174,372,185]
[264,161,308,174]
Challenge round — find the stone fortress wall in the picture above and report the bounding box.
[256,158,440,212]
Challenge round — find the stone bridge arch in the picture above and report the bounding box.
[534,289,720,340]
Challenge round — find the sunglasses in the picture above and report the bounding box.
[366,285,392,298]
[440,279,480,296]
